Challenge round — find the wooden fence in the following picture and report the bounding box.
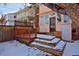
[0,26,15,42]
[0,20,38,43]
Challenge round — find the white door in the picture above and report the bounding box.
[39,15,49,32]
[62,15,72,41]
[62,24,72,41]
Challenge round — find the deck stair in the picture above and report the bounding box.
[29,34,67,56]
[36,34,55,40]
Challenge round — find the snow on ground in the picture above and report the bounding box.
[63,41,79,56]
[0,40,52,56]
[31,42,53,49]
[37,34,55,39]
[0,33,79,56]
[53,41,66,51]
[35,38,61,44]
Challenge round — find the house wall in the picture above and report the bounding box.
[16,11,28,21]
[16,7,36,21]
[56,14,63,32]
[39,12,64,33]
[39,4,62,32]
[5,13,15,26]
[5,13,16,20]
[39,12,57,32]
[39,4,72,41]
[39,14,50,32]
[39,4,53,32]
[5,20,14,26]
[39,4,52,15]
[16,5,39,32]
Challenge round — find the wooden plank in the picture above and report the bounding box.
[34,40,56,47]
[29,44,62,56]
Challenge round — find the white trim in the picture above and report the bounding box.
[49,12,56,17]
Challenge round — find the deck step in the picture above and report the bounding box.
[31,41,66,51]
[35,38,61,44]
[30,40,66,56]
[53,41,67,51]
[31,42,53,49]
[36,34,55,40]
[34,38,61,47]
[34,40,56,47]
[29,43,62,56]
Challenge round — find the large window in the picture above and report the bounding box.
[44,15,49,23]
[64,15,70,23]
[40,15,49,23]
[40,16,44,20]
[44,15,48,20]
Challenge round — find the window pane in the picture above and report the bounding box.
[64,15,70,23]
[45,15,48,20]
[57,13,61,22]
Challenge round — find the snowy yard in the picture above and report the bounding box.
[63,41,79,56]
[0,33,79,56]
[0,40,52,56]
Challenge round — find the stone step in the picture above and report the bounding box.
[36,34,55,40]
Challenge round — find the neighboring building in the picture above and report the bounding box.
[38,4,72,41]
[16,7,35,22]
[4,13,16,26]
[16,4,39,29]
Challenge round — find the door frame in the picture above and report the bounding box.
[49,12,56,32]
[49,16,56,32]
